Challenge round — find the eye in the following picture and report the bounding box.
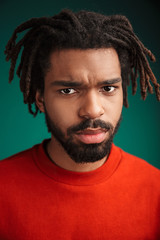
[60,88,76,95]
[102,86,116,93]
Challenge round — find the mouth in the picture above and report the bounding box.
[74,128,108,144]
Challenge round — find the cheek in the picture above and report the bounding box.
[113,97,123,121]
[44,95,78,129]
[103,92,123,125]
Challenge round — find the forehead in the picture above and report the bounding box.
[46,48,121,84]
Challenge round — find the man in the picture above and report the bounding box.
[1,9,160,239]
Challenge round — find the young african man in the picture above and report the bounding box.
[1,9,160,240]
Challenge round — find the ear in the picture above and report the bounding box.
[35,90,45,113]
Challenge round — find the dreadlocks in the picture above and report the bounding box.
[5,9,160,116]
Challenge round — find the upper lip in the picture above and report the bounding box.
[76,128,107,135]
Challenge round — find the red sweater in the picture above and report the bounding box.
[0,142,159,240]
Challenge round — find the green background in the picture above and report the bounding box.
[0,0,160,168]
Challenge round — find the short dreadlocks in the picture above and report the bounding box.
[5,9,160,116]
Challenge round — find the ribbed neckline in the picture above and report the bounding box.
[32,140,122,186]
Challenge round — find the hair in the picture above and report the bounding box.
[5,9,160,116]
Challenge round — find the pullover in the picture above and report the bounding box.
[0,142,160,239]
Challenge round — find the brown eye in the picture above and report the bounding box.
[103,86,115,93]
[60,88,76,95]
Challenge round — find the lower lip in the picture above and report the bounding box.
[75,132,107,144]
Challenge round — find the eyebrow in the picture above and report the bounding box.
[51,81,82,87]
[97,78,122,85]
[50,78,122,87]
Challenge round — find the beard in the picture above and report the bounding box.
[44,108,121,164]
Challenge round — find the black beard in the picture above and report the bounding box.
[44,108,121,164]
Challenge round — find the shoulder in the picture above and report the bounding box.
[0,146,35,164]
[120,147,159,171]
[116,145,160,183]
[0,143,40,178]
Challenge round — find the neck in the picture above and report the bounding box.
[46,137,108,172]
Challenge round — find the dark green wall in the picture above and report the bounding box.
[0,0,160,168]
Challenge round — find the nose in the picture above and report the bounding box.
[78,91,105,119]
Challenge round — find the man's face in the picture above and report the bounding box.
[36,48,123,163]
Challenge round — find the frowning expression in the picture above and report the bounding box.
[36,48,123,162]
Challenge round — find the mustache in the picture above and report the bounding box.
[67,119,114,135]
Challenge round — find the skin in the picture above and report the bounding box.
[36,48,123,172]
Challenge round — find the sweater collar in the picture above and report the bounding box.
[32,140,122,186]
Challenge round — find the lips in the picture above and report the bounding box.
[75,128,108,144]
